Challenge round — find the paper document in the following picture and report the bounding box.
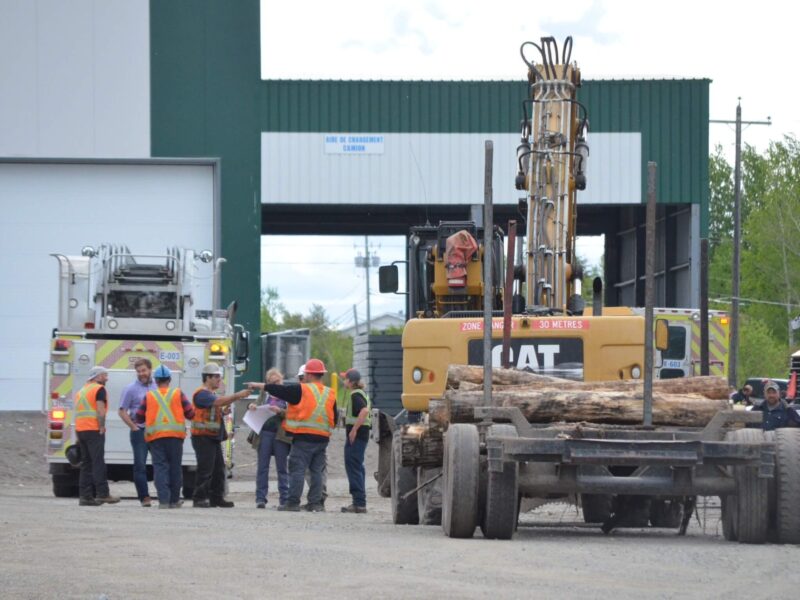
[243,404,279,433]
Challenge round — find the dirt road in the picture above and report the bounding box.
[1,412,798,599]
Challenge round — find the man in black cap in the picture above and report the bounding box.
[757,380,800,431]
[339,368,371,513]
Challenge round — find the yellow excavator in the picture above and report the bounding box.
[371,37,790,547]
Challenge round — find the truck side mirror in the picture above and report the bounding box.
[234,327,249,362]
[655,319,669,351]
[379,265,399,293]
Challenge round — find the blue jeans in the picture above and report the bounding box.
[256,430,290,505]
[130,428,151,500]
[344,434,368,507]
[148,437,183,505]
[287,438,328,506]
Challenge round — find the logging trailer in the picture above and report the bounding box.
[372,36,800,543]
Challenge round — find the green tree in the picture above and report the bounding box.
[739,315,789,383]
[259,286,284,333]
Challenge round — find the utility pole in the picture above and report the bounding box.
[354,237,380,335]
[710,100,770,388]
[364,235,371,334]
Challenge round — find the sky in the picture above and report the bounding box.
[259,0,798,332]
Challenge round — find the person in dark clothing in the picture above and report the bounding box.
[339,368,371,514]
[247,358,337,512]
[730,384,754,406]
[757,380,800,431]
[191,363,251,508]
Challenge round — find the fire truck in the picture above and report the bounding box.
[44,245,250,498]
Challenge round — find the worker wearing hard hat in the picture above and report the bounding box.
[247,357,337,512]
[75,366,120,506]
[134,365,195,508]
[297,364,305,382]
[191,363,251,508]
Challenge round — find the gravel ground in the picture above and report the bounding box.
[1,411,798,599]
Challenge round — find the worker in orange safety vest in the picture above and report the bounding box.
[134,365,195,508]
[75,366,120,506]
[247,358,337,512]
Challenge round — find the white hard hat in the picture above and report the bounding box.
[87,366,108,381]
[202,363,223,376]
[297,365,306,378]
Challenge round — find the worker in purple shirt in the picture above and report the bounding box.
[118,358,157,507]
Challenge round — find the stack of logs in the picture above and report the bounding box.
[431,365,730,428]
[399,365,731,467]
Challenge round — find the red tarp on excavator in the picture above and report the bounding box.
[444,230,478,287]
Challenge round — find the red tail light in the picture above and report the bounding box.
[84,322,95,329]
[53,339,71,352]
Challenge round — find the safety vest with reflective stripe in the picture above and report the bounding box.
[75,383,104,432]
[144,386,186,442]
[284,382,336,438]
[344,389,372,427]
[191,386,221,437]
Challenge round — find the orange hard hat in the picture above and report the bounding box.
[304,358,327,374]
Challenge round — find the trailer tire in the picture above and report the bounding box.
[481,424,518,540]
[375,434,393,498]
[721,495,738,541]
[417,466,443,526]
[442,424,479,538]
[649,499,684,528]
[774,428,800,544]
[391,432,419,525]
[725,429,768,544]
[581,494,613,524]
[52,473,79,498]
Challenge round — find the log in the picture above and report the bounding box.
[446,364,565,388]
[447,365,730,400]
[438,388,727,428]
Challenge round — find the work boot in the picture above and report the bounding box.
[193,499,211,508]
[141,497,152,508]
[96,495,120,504]
[169,500,184,509]
[79,498,101,507]
[256,502,266,509]
[210,498,234,508]
[340,504,367,514]
[304,503,325,512]
[277,503,301,512]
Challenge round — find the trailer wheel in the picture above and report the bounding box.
[391,432,420,525]
[774,428,800,543]
[442,424,479,538]
[581,494,613,523]
[52,473,79,498]
[649,499,684,528]
[481,424,518,540]
[721,495,738,541]
[725,429,768,544]
[417,466,443,526]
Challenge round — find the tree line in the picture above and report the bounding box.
[709,135,800,384]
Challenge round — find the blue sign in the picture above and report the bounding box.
[324,134,385,155]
